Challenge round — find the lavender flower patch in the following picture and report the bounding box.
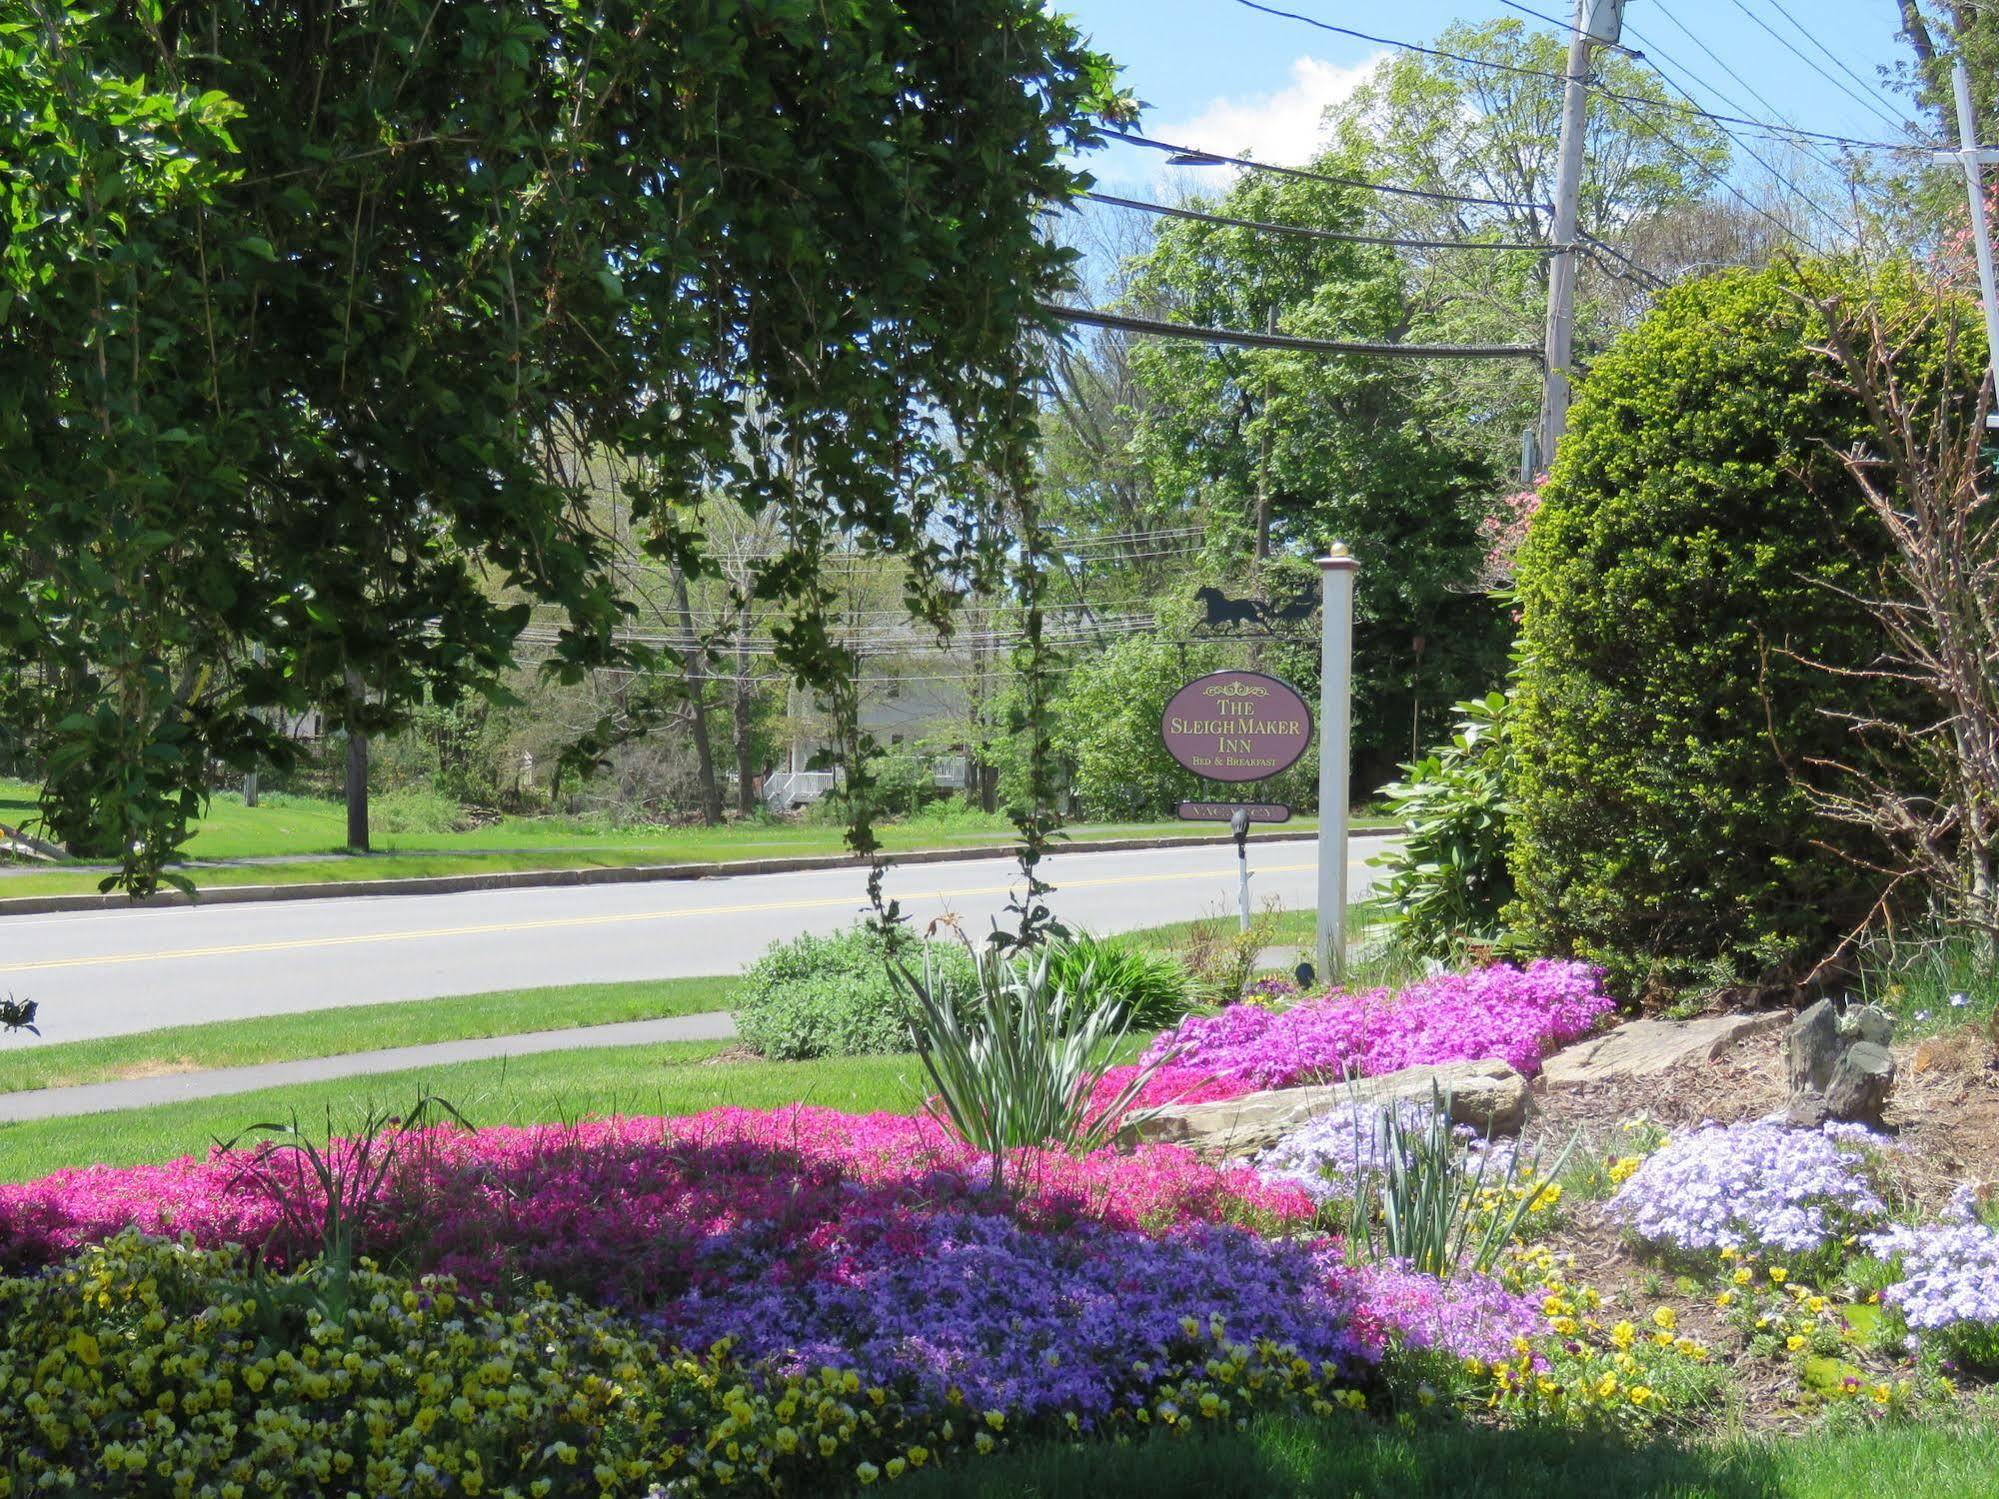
[1865,1186,1999,1370]
[1255,1097,1524,1208]
[652,1209,1378,1422]
[1607,1119,1888,1257]
[1254,1097,1443,1204]
[1359,1261,1544,1366]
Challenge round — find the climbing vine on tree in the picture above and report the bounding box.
[0,0,1126,893]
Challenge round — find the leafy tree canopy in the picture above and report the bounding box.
[0,0,1124,891]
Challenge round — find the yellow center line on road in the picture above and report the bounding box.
[0,861,1340,975]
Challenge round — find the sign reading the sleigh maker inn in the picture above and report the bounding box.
[1160,670,1314,783]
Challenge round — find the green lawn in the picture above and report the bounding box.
[0,781,1378,898]
[0,975,738,1095]
[885,1414,1999,1499]
[0,1039,922,1182]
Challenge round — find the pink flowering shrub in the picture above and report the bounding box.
[1093,960,1612,1114]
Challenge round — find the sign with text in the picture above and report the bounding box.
[1160,670,1314,783]
[1177,801,1292,823]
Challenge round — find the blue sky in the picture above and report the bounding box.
[1064,0,1931,192]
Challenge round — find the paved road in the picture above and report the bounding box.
[0,836,1389,1045]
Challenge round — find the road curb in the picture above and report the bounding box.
[0,826,1398,918]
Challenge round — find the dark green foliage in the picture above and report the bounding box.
[1045,931,1194,1030]
[0,0,1121,891]
[1374,688,1515,959]
[1507,264,1932,998]
[733,925,976,1061]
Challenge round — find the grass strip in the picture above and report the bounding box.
[885,1412,1999,1499]
[0,1039,922,1182]
[0,976,737,1096]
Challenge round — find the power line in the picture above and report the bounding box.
[1593,86,1823,256]
[1227,0,1930,153]
[1043,302,1544,359]
[1080,190,1550,250]
[1630,4,1900,232]
[1727,0,1921,142]
[1102,130,1553,211]
[1608,12,1865,249]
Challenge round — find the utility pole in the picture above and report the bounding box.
[1541,0,1625,461]
[1938,60,1999,428]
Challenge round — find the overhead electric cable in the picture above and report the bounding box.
[1629,6,1900,232]
[1101,130,1552,211]
[1226,0,1931,153]
[1043,302,1542,359]
[1726,0,1922,141]
[1593,87,1825,255]
[1080,190,1549,250]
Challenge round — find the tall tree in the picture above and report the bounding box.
[1327,19,1732,460]
[0,0,1124,891]
[1116,160,1507,783]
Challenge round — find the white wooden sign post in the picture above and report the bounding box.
[1316,545,1357,979]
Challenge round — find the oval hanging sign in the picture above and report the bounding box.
[1160,670,1314,783]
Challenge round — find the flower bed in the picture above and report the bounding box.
[1093,960,1613,1114]
[1607,1119,1889,1258]
[1865,1188,1999,1372]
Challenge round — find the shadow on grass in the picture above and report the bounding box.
[885,1416,1790,1499]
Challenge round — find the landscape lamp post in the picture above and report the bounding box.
[1316,545,1356,979]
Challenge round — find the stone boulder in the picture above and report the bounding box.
[1785,999,1896,1127]
[1541,1011,1787,1089]
[1124,1057,1531,1160]
[1786,999,1842,1095]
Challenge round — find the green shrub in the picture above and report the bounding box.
[370,784,469,834]
[1373,687,1515,959]
[1508,262,1943,999]
[733,924,976,1059]
[1045,931,1194,1029]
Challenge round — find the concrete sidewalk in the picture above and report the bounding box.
[0,1012,739,1124]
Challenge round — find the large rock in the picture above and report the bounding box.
[1126,1057,1531,1159]
[1541,1012,1787,1088]
[1824,1041,1896,1126]
[1786,1001,1897,1126]
[1787,999,1842,1094]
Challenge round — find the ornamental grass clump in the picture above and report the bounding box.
[1044,930,1194,1029]
[1608,1119,1889,1259]
[899,946,1170,1189]
[1258,1085,1572,1278]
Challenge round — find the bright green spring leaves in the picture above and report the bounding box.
[0,1,1124,890]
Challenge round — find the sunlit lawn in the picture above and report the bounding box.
[0,780,1375,897]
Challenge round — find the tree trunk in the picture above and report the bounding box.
[343,667,370,852]
[672,565,723,825]
[734,603,757,817]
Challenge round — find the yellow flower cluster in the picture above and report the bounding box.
[1470,1245,1719,1431]
[0,1233,1378,1498]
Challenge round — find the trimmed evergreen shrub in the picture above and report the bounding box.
[1507,263,1930,999]
[734,924,977,1059]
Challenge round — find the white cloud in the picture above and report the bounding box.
[1150,53,1385,172]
